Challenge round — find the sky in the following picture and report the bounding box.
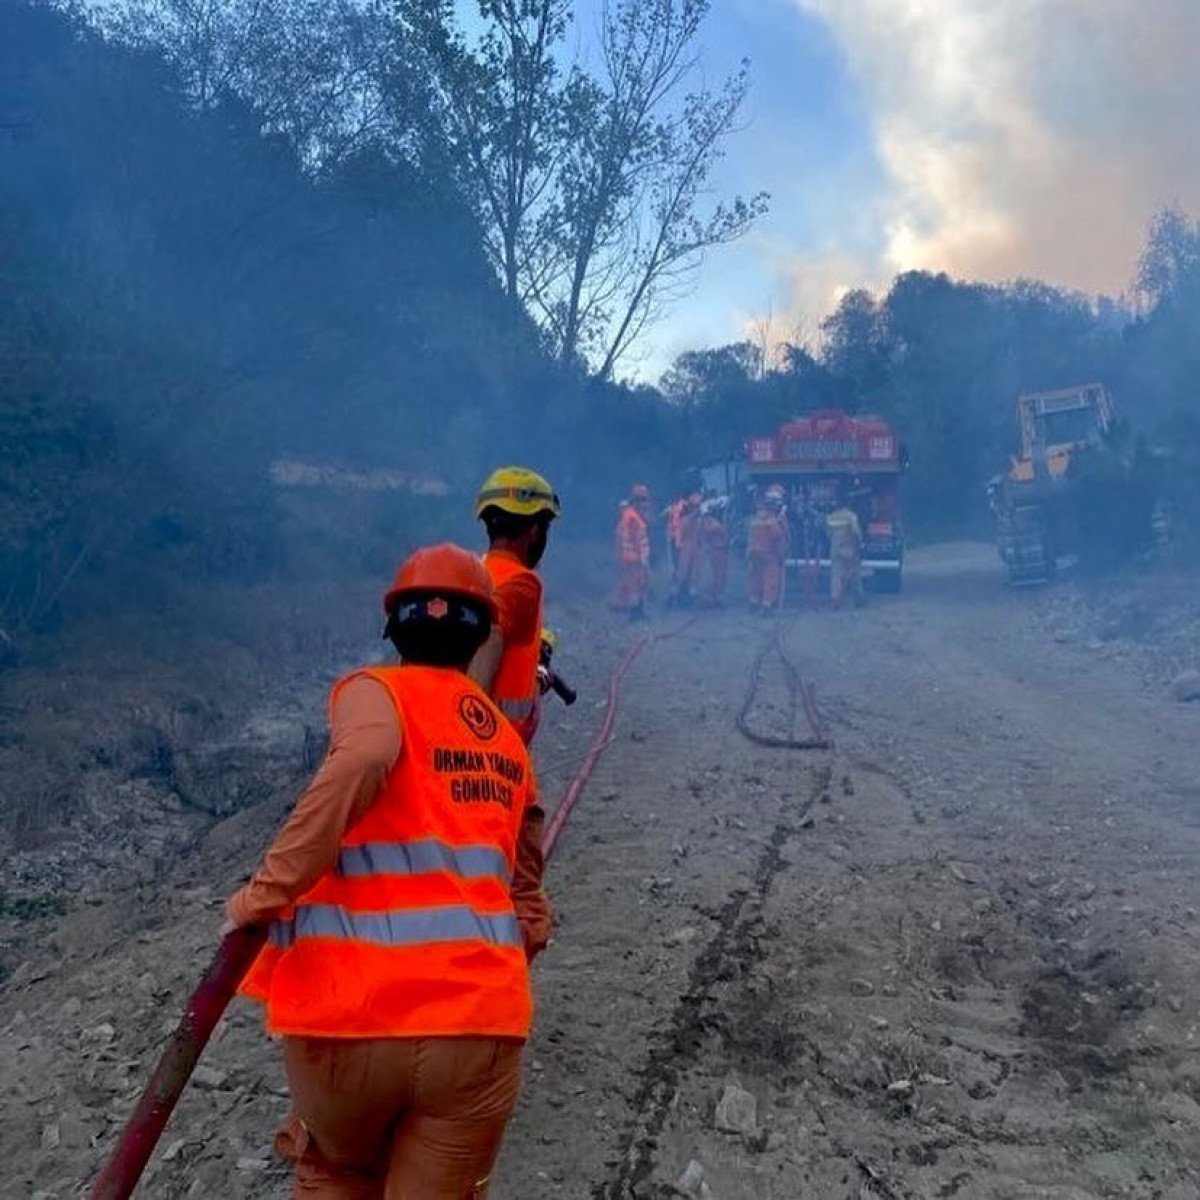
[625,0,1200,379]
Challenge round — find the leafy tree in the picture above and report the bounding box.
[396,0,768,376]
[392,0,570,309]
[1121,208,1200,427]
[819,288,889,405]
[100,0,404,168]
[0,0,580,650]
[657,341,840,469]
[1137,206,1200,311]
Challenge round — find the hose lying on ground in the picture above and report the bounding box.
[541,615,696,856]
[736,618,832,751]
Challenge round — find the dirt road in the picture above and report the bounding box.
[5,543,1200,1198]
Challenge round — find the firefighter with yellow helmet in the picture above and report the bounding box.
[471,467,561,744]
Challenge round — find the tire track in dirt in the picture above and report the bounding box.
[494,618,782,1198]
[597,774,820,1199]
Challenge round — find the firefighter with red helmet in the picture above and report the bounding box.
[225,545,551,1197]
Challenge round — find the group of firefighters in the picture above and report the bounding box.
[217,463,870,1199]
[613,481,867,617]
[224,467,563,1198]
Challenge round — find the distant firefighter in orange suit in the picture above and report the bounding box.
[697,497,731,606]
[665,494,687,573]
[747,491,788,613]
[613,485,652,619]
[667,492,702,608]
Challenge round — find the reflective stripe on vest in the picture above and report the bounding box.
[270,903,522,950]
[337,839,511,884]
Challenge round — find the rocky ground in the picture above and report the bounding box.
[3,543,1200,1198]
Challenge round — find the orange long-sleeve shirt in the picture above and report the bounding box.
[616,506,649,564]
[488,549,543,646]
[225,675,553,959]
[747,510,788,558]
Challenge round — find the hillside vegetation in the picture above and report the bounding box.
[3,1,1200,666]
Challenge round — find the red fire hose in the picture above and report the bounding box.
[87,926,267,1199]
[543,620,686,855]
[87,618,694,1198]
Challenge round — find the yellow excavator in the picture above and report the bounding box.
[990,383,1115,585]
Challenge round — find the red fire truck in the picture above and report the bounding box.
[744,410,906,595]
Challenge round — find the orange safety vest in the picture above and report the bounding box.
[240,665,534,1040]
[747,511,787,558]
[483,550,543,740]
[617,506,649,563]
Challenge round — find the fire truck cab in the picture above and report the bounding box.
[744,410,906,596]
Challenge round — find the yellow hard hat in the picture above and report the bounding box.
[475,466,561,521]
[540,628,559,653]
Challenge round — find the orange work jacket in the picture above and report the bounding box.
[617,506,649,564]
[747,510,788,558]
[240,665,535,1040]
[483,550,543,741]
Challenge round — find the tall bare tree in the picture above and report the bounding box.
[105,0,766,374]
[399,0,767,377]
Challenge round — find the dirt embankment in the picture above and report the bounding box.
[3,543,1200,1198]
[0,580,380,933]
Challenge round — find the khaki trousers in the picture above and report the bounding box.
[276,1036,523,1200]
[831,553,863,606]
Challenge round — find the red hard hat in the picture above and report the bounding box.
[383,544,498,621]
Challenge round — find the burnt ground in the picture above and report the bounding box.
[3,543,1200,1198]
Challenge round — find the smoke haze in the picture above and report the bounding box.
[793,0,1200,303]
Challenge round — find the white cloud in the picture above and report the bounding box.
[792,0,1200,299]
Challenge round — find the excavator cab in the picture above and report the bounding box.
[995,384,1114,585]
[1010,384,1113,486]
